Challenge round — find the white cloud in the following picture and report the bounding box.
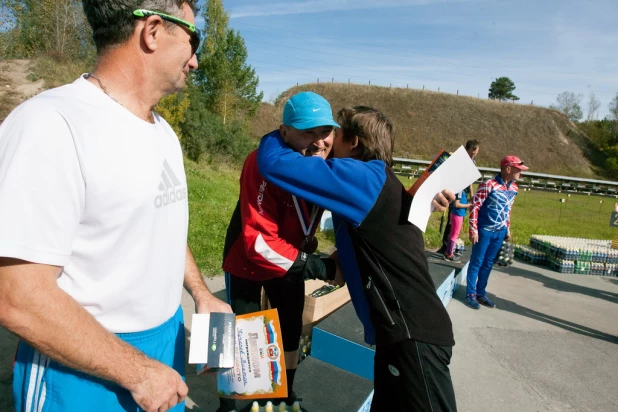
[228,0,477,19]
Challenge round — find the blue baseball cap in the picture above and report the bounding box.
[282,92,340,130]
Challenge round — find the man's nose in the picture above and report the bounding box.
[189,54,199,70]
[313,138,328,148]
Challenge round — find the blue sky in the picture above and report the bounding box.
[208,0,617,117]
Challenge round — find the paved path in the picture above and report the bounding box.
[448,261,618,412]
[1,262,617,411]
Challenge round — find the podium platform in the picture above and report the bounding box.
[425,249,471,306]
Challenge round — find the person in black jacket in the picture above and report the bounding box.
[258,106,458,411]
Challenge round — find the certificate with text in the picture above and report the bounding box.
[216,309,288,399]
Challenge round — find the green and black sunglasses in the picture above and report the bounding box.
[133,9,202,55]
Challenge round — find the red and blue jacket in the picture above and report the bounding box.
[469,174,518,235]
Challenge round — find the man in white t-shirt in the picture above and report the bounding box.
[0,1,231,411]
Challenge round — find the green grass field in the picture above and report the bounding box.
[187,161,618,276]
[509,189,618,244]
[185,159,240,276]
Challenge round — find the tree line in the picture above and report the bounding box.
[488,76,618,179]
[0,0,262,163]
[549,91,618,179]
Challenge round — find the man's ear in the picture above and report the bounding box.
[140,15,165,52]
[279,124,288,142]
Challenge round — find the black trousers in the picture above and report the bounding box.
[226,273,305,351]
[437,216,452,254]
[372,339,457,412]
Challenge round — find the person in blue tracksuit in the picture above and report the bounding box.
[258,104,458,411]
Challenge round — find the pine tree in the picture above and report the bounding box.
[194,0,262,124]
[488,77,519,101]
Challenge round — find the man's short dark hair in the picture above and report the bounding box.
[82,0,198,52]
[465,139,480,151]
[337,106,395,167]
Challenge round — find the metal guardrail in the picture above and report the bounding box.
[392,157,618,196]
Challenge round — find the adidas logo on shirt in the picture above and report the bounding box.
[154,160,187,209]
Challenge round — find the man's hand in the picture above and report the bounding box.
[195,292,232,314]
[505,232,512,242]
[325,251,345,287]
[469,233,478,245]
[128,360,188,412]
[329,264,345,287]
[432,189,456,213]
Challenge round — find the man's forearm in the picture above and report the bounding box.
[183,245,212,303]
[0,261,155,392]
[183,246,232,314]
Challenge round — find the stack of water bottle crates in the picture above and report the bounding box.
[514,245,548,266]
[514,235,618,276]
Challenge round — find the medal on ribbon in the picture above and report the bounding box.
[293,195,319,254]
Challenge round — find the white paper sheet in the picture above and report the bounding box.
[408,146,481,232]
[188,314,210,364]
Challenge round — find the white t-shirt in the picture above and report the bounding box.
[0,76,188,333]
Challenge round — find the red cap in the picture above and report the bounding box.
[500,155,529,170]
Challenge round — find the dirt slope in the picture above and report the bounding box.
[0,59,44,122]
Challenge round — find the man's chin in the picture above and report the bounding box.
[307,149,328,159]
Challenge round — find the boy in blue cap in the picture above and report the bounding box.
[220,92,341,411]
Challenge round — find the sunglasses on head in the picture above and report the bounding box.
[133,9,202,56]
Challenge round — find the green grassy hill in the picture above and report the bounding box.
[252,83,603,178]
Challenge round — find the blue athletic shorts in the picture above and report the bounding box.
[13,306,185,412]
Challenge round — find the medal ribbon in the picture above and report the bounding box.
[292,195,319,237]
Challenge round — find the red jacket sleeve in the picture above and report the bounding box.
[239,153,299,278]
[469,180,491,235]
